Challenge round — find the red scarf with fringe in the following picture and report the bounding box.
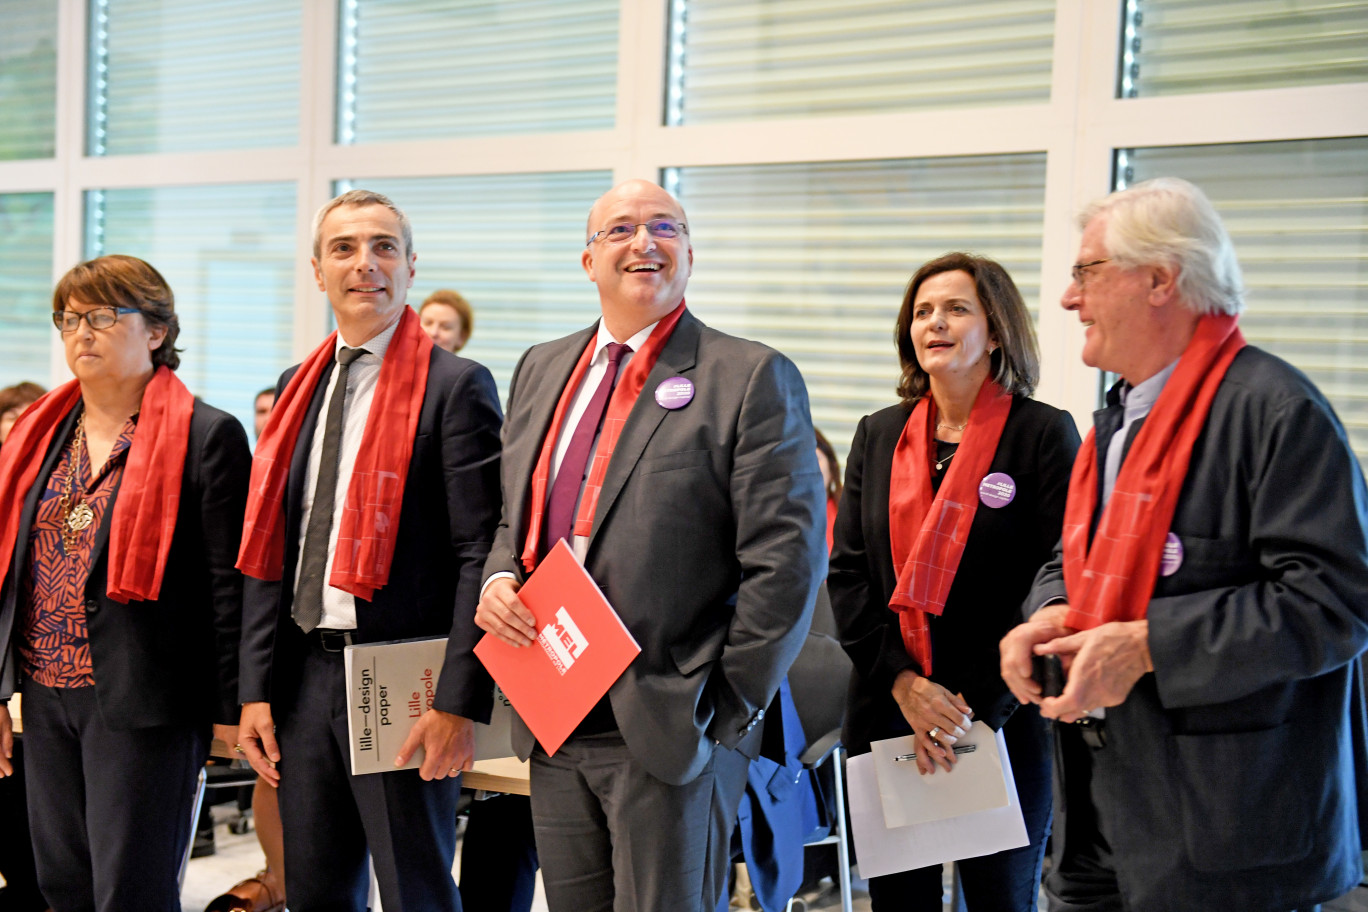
[0,366,194,603]
[887,380,1012,675]
[1061,315,1245,630]
[237,307,432,601]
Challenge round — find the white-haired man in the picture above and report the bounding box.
[1001,178,1368,911]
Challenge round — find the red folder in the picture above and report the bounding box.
[474,539,640,756]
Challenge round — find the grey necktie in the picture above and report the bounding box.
[294,346,367,633]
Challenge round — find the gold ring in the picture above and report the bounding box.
[233,743,246,754]
[928,727,941,742]
[449,767,460,775]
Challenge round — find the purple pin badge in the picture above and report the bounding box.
[654,376,694,410]
[978,472,1016,508]
[1160,532,1184,577]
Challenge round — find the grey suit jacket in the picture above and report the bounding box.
[483,308,827,786]
[1027,346,1368,911]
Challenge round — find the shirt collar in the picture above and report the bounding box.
[591,319,657,363]
[335,311,402,361]
[1121,358,1180,414]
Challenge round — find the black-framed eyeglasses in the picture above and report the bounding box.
[586,218,687,247]
[1071,258,1111,287]
[52,306,142,333]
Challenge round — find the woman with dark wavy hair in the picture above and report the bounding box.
[829,252,1079,910]
[0,254,249,910]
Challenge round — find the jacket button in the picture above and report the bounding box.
[84,598,100,614]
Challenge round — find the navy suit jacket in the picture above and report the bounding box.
[239,343,503,722]
[1027,346,1368,911]
[0,400,250,729]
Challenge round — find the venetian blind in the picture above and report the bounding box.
[0,0,56,160]
[0,193,55,388]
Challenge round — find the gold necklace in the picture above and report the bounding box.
[59,414,95,552]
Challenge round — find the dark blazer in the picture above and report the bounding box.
[239,344,503,721]
[0,400,250,729]
[1027,346,1368,911]
[829,396,1080,754]
[482,309,828,786]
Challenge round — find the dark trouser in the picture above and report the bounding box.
[22,682,205,912]
[275,640,462,912]
[529,731,750,912]
[867,705,1054,912]
[1045,723,1321,912]
[460,794,539,912]
[0,738,49,912]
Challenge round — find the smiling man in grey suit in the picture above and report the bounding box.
[476,178,827,911]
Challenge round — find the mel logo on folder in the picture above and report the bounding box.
[474,539,641,756]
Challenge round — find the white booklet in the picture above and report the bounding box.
[343,636,516,776]
[869,722,1008,827]
[848,726,1028,878]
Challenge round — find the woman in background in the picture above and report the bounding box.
[829,252,1078,911]
[419,288,474,353]
[0,255,249,910]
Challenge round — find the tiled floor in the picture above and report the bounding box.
[182,805,1368,912]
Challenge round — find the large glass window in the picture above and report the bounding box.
[0,0,57,160]
[670,154,1048,458]
[1122,137,1368,467]
[667,0,1055,125]
[343,171,614,398]
[1122,0,1368,97]
[339,0,618,143]
[89,0,300,155]
[85,183,297,433]
[0,193,55,387]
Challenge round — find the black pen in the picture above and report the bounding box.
[894,744,977,762]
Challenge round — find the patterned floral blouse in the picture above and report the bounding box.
[19,412,136,688]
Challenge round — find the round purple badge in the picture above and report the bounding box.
[978,472,1016,508]
[1160,532,1184,577]
[654,377,695,410]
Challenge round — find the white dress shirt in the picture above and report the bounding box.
[293,317,401,630]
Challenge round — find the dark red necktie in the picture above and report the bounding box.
[543,342,631,553]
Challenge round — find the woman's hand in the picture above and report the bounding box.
[891,669,973,775]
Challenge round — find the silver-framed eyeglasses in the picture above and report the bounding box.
[586,218,687,247]
[52,306,142,333]
[1071,258,1111,287]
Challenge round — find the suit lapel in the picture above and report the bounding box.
[508,326,598,552]
[587,310,702,546]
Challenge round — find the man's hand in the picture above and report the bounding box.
[891,670,973,775]
[0,705,12,778]
[395,709,475,781]
[1000,603,1076,705]
[238,701,281,787]
[1035,620,1153,723]
[475,577,537,647]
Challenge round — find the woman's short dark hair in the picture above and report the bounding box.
[814,427,842,503]
[53,255,181,371]
[894,252,1039,405]
[0,381,45,416]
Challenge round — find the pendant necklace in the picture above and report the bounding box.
[935,444,959,473]
[60,413,95,552]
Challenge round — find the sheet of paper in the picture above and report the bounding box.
[848,728,1029,878]
[870,723,1008,828]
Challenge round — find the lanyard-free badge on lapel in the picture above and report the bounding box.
[654,377,694,410]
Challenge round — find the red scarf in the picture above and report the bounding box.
[0,366,194,604]
[520,301,687,573]
[1061,315,1245,630]
[237,306,432,601]
[887,380,1012,675]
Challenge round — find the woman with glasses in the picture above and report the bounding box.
[828,253,1079,911]
[0,254,250,910]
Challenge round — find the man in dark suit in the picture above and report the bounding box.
[475,179,826,911]
[236,190,502,912]
[1001,177,1368,912]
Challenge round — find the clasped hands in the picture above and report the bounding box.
[999,603,1153,724]
[891,670,973,776]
